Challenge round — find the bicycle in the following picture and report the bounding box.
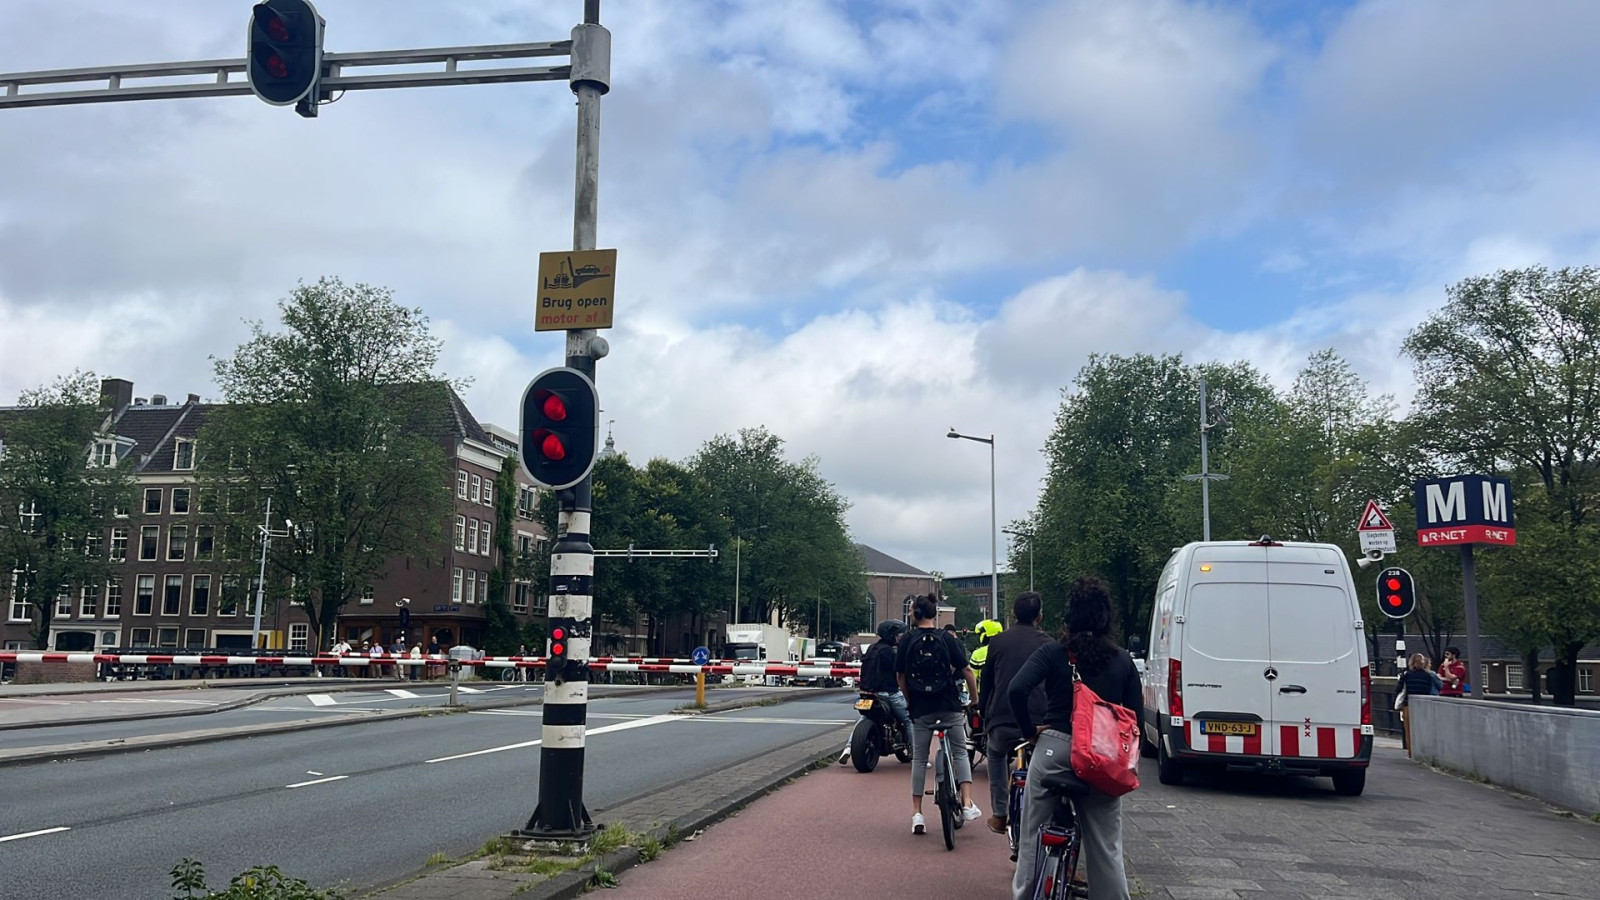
[1007,740,1031,861]
[930,721,964,850]
[1030,803,1085,900]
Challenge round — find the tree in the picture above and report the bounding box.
[197,278,456,651]
[1404,266,1600,704]
[0,372,134,649]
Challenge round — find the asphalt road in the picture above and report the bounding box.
[0,688,856,899]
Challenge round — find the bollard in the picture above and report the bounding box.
[449,659,461,706]
[696,667,706,707]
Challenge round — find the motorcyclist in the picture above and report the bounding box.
[862,620,913,737]
[969,618,1002,676]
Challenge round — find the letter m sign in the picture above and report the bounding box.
[1413,475,1516,547]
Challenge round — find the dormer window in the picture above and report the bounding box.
[94,442,116,467]
[173,439,195,471]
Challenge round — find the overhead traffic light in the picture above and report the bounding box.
[1377,567,1416,619]
[247,0,325,115]
[519,367,599,490]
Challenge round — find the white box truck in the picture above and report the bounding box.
[1142,538,1374,795]
[723,624,791,683]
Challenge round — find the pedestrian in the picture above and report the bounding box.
[898,593,983,835]
[1396,652,1443,756]
[977,591,1052,835]
[1008,576,1141,900]
[329,637,352,678]
[366,640,382,679]
[409,641,422,681]
[390,638,407,680]
[517,643,529,682]
[1438,646,1466,697]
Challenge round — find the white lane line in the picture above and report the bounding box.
[684,716,853,726]
[0,827,70,843]
[455,686,484,694]
[91,698,219,706]
[427,714,681,763]
[307,694,337,707]
[464,710,646,720]
[385,689,420,699]
[248,705,374,714]
[286,775,348,789]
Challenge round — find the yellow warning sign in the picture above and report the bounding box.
[535,249,617,332]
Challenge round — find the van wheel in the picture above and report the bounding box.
[1331,770,1366,796]
[1157,738,1185,786]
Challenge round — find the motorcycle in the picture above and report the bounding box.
[849,691,913,772]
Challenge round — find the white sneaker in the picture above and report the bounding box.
[962,802,983,822]
[911,812,926,835]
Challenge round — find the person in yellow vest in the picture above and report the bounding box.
[970,618,1003,676]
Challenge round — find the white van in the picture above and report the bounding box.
[1141,538,1373,795]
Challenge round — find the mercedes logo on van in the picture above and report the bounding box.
[1263,666,1279,681]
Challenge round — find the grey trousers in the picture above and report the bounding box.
[1012,729,1129,900]
[987,725,1023,816]
[910,709,973,799]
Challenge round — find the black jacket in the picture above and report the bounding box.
[978,623,1053,734]
[860,640,899,694]
[1007,640,1141,738]
[1397,668,1442,704]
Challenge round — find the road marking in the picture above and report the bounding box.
[307,694,337,707]
[685,716,853,726]
[426,714,681,763]
[0,826,70,843]
[385,689,420,699]
[91,697,219,706]
[286,775,348,788]
[455,686,484,694]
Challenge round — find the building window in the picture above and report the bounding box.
[184,628,206,648]
[1579,667,1594,694]
[467,519,479,555]
[80,584,99,618]
[8,586,28,622]
[84,532,103,559]
[55,590,72,618]
[454,516,466,551]
[218,576,240,616]
[245,577,261,617]
[110,528,128,562]
[470,474,482,503]
[162,575,183,616]
[174,439,195,471]
[359,585,374,606]
[94,442,116,467]
[195,525,214,561]
[457,470,469,500]
[157,627,179,648]
[483,481,493,507]
[171,487,190,514]
[143,488,163,515]
[477,575,488,605]
[196,489,217,514]
[452,568,463,603]
[517,486,538,519]
[464,569,477,605]
[139,526,159,561]
[1506,664,1524,691]
[289,622,309,651]
[135,575,155,616]
[191,575,211,616]
[513,583,530,614]
[533,590,548,616]
[167,525,188,561]
[481,521,492,556]
[105,579,121,617]
[130,627,152,648]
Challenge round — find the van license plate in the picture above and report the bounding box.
[1201,721,1257,736]
[854,699,874,710]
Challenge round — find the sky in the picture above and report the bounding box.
[3,0,1599,581]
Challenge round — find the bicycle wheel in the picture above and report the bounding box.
[934,734,956,850]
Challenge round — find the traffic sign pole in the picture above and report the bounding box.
[1460,545,1483,700]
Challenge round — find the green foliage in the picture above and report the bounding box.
[196,278,455,650]
[0,371,135,649]
[170,858,345,900]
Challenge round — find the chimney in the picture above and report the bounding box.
[151,394,168,406]
[134,397,148,406]
[100,378,133,414]
[186,393,201,405]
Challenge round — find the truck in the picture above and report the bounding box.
[723,624,792,684]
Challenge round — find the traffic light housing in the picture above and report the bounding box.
[1377,567,1416,619]
[247,0,325,114]
[519,367,600,490]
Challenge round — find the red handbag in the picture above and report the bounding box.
[1068,659,1141,797]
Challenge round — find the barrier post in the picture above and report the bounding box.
[696,668,706,707]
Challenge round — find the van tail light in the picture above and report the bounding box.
[1169,658,1184,718]
[1359,664,1371,726]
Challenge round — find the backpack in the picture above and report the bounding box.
[903,630,955,695]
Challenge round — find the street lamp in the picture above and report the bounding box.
[1002,527,1033,593]
[254,496,294,650]
[947,428,998,621]
[732,524,767,624]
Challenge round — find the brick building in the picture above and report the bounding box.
[1,378,545,655]
[858,543,947,628]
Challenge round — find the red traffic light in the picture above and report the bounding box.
[539,432,567,461]
[262,53,288,79]
[551,627,565,642]
[262,11,291,42]
[1386,594,1402,607]
[541,392,568,421]
[550,643,565,656]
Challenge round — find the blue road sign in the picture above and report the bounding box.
[692,645,710,666]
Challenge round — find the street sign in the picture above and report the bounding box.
[692,646,710,666]
[535,248,617,331]
[1356,499,1395,553]
[1359,529,1396,554]
[1414,475,1516,547]
[1357,500,1393,531]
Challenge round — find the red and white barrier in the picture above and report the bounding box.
[0,651,859,678]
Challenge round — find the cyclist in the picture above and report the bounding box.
[977,592,1051,835]
[897,594,983,835]
[1008,577,1140,900]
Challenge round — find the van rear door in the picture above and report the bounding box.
[1266,551,1363,760]
[1180,548,1276,757]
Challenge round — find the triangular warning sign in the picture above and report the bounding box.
[1357,500,1393,531]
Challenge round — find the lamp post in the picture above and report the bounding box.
[1002,527,1033,593]
[947,428,998,621]
[732,524,767,624]
[253,497,294,650]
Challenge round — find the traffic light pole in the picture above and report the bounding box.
[522,0,608,841]
[1460,545,1484,700]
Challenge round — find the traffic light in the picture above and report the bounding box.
[247,0,325,115]
[548,618,573,662]
[519,367,599,490]
[1377,567,1416,619]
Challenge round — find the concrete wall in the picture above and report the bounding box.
[1410,695,1600,817]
